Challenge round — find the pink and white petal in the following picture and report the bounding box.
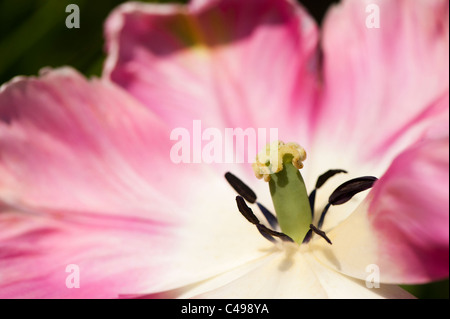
[122,173,280,295]
[311,137,449,284]
[0,67,195,221]
[316,0,449,167]
[0,67,197,297]
[103,0,320,142]
[305,92,448,226]
[0,205,178,298]
[0,67,275,296]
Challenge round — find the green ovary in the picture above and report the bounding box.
[269,154,311,244]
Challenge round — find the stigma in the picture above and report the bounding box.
[252,141,307,182]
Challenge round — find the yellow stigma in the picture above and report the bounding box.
[252,141,307,182]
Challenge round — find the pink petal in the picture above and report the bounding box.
[0,67,192,221]
[316,0,449,165]
[369,137,449,283]
[312,137,449,284]
[103,0,320,140]
[0,206,175,298]
[0,67,205,297]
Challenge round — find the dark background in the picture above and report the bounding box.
[0,0,337,85]
[0,0,447,299]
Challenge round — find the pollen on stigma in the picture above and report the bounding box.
[252,141,307,182]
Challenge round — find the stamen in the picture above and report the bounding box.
[317,176,377,230]
[225,172,257,203]
[235,196,291,244]
[256,225,277,243]
[309,224,332,245]
[309,169,348,218]
[257,224,294,243]
[308,189,317,218]
[317,203,331,229]
[235,196,259,225]
[302,229,313,244]
[256,202,278,229]
[329,176,378,205]
[225,172,279,228]
[315,169,348,189]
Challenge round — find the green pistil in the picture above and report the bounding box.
[253,141,311,244]
[269,155,311,244]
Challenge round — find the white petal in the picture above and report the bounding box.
[178,244,414,298]
[143,168,274,293]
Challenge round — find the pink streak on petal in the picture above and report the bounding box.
[317,0,449,165]
[0,206,176,298]
[103,0,320,141]
[369,137,449,283]
[311,137,448,285]
[0,67,196,221]
[0,67,213,297]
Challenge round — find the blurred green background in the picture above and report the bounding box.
[0,0,336,84]
[0,0,182,84]
[0,0,447,299]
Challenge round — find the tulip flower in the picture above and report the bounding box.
[0,0,447,298]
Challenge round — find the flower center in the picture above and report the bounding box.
[252,141,311,244]
[226,141,379,246]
